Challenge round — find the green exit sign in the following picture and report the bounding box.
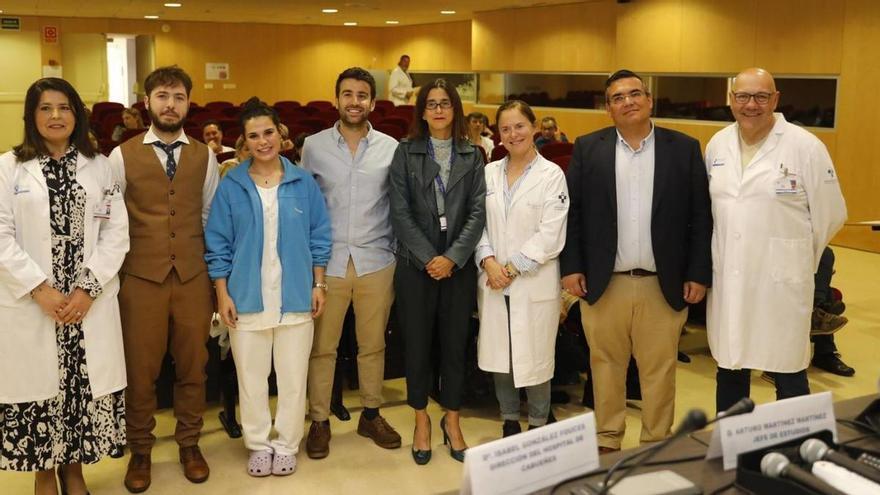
[1,17,21,31]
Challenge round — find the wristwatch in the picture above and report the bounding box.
[504,263,520,278]
[313,282,328,290]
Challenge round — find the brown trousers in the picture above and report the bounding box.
[120,269,213,454]
[308,260,394,421]
[580,274,687,450]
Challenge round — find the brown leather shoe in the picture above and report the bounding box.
[306,420,331,459]
[124,453,151,493]
[179,445,210,483]
[357,413,402,449]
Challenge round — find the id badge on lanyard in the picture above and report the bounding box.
[428,138,454,232]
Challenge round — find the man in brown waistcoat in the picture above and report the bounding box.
[108,66,219,493]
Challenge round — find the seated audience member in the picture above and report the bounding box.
[291,132,310,165]
[219,135,249,177]
[534,116,568,150]
[202,120,235,154]
[113,107,145,142]
[466,112,495,158]
[279,123,294,152]
[475,100,568,437]
[205,97,331,478]
[810,246,854,376]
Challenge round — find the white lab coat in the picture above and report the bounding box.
[476,155,568,387]
[0,150,129,404]
[388,66,413,106]
[705,114,846,373]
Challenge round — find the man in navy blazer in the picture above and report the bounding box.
[560,70,712,453]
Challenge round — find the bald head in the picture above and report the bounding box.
[732,68,777,93]
[730,67,779,142]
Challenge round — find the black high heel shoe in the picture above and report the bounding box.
[440,414,466,463]
[411,417,432,465]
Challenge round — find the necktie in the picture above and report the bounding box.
[152,141,184,180]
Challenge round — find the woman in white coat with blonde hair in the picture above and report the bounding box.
[476,100,568,437]
[0,78,129,495]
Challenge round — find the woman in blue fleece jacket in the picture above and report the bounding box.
[205,97,331,478]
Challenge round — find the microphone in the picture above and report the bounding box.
[709,398,755,424]
[597,409,707,494]
[801,438,880,485]
[761,452,848,495]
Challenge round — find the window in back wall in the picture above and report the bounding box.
[475,72,838,129]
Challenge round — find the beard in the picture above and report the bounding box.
[338,106,370,128]
[148,107,185,133]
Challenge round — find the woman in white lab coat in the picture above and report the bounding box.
[0,78,129,494]
[475,100,568,436]
[706,108,846,413]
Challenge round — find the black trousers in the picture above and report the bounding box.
[394,255,477,411]
[716,367,810,414]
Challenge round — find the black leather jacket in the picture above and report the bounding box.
[389,137,486,269]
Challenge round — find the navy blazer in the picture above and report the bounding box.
[559,126,712,311]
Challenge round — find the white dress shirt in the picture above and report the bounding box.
[614,125,656,272]
[107,126,220,227]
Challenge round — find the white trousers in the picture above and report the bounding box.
[229,321,314,455]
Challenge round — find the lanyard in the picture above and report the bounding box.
[427,138,456,197]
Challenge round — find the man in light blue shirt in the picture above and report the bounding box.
[300,67,401,459]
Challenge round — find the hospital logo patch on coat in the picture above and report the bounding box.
[824,168,838,183]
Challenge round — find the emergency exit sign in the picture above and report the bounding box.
[1,17,21,31]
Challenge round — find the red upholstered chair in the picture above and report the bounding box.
[374,100,395,114]
[216,151,236,163]
[120,128,146,143]
[220,106,241,119]
[551,154,571,174]
[205,101,234,111]
[379,116,409,135]
[298,118,330,133]
[391,105,415,120]
[490,145,509,162]
[306,100,334,110]
[274,101,301,113]
[540,141,574,160]
[375,123,404,141]
[92,102,124,123]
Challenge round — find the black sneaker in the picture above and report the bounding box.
[502,420,522,438]
[812,353,856,377]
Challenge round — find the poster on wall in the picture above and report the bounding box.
[42,25,59,44]
[205,63,230,81]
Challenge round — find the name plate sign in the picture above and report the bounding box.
[706,392,837,470]
[461,412,599,495]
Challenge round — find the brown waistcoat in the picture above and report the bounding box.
[119,133,210,283]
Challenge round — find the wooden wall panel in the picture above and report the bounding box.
[472,1,615,73]
[679,0,756,73]
[615,0,682,72]
[754,0,844,75]
[830,0,880,251]
[380,21,472,72]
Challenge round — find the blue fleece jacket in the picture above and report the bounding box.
[205,156,331,314]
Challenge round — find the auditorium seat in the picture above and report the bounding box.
[216,151,236,163]
[306,100,334,110]
[551,154,571,174]
[375,123,404,141]
[374,100,394,114]
[540,141,574,160]
[490,145,509,162]
[205,101,234,111]
[378,116,409,134]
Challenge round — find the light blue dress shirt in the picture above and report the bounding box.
[301,122,399,278]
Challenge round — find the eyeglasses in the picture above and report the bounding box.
[732,92,774,105]
[608,90,646,105]
[426,100,453,110]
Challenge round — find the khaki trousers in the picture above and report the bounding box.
[579,274,687,449]
[120,270,213,454]
[308,259,394,421]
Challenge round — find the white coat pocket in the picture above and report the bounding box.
[768,237,811,284]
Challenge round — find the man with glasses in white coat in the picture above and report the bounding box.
[705,67,846,413]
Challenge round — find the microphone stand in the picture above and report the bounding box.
[597,398,755,495]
